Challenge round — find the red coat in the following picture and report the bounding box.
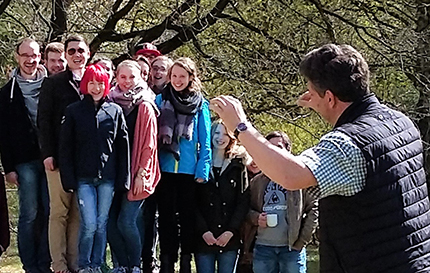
[127,100,160,201]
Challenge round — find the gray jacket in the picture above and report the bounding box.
[240,173,318,265]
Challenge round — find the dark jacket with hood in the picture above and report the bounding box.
[38,69,82,164]
[195,153,250,253]
[0,70,44,173]
[59,95,130,192]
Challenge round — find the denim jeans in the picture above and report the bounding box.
[77,179,115,269]
[16,160,50,273]
[195,250,238,273]
[108,191,143,268]
[253,244,306,273]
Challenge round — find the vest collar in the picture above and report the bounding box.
[334,93,379,128]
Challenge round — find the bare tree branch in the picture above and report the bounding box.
[89,0,199,56]
[0,0,12,16]
[4,11,31,36]
[49,0,74,42]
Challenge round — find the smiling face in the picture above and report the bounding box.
[87,78,105,103]
[116,65,141,92]
[212,123,231,151]
[45,51,66,75]
[65,41,90,71]
[15,40,41,79]
[170,64,190,92]
[151,59,169,88]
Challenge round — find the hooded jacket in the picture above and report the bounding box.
[0,67,46,173]
[59,95,130,192]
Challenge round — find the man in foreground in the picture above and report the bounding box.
[210,44,430,273]
[0,38,50,273]
[38,35,90,273]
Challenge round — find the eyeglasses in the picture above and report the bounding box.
[152,65,167,72]
[67,47,86,55]
[18,53,38,59]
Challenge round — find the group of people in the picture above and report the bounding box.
[0,35,317,273]
[1,33,430,273]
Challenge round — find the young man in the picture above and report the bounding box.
[211,44,430,273]
[0,38,50,273]
[43,42,67,76]
[243,131,318,273]
[38,35,90,273]
[134,42,161,62]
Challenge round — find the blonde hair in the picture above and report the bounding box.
[168,57,202,94]
[211,120,237,159]
[116,59,141,75]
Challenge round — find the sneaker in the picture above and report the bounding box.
[100,264,111,273]
[130,267,140,273]
[91,267,102,273]
[111,267,127,273]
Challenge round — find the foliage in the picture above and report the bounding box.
[0,0,429,158]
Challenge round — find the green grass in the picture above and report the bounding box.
[0,188,320,273]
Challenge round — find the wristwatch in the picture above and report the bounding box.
[234,122,248,139]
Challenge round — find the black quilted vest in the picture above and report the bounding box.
[318,94,430,273]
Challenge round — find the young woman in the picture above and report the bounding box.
[59,64,129,273]
[107,60,160,273]
[140,55,174,273]
[194,120,250,273]
[155,57,211,273]
[243,131,318,273]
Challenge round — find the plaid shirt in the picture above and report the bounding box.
[298,131,366,199]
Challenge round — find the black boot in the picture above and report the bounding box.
[159,254,175,273]
[179,254,191,273]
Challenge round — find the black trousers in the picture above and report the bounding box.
[155,172,196,259]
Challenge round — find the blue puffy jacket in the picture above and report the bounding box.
[155,93,211,181]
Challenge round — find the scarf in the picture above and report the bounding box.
[13,66,47,127]
[109,81,155,116]
[159,84,203,160]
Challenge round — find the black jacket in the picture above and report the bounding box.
[195,157,250,253]
[0,77,41,173]
[319,94,430,273]
[59,96,130,192]
[38,70,82,163]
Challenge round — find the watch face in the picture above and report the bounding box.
[237,122,248,132]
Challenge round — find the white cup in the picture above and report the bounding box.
[266,214,278,227]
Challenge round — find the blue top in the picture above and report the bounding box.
[155,94,212,181]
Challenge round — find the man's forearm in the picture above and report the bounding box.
[237,125,317,190]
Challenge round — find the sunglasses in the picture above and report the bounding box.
[67,47,86,55]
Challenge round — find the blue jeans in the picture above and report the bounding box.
[253,244,306,273]
[16,160,50,273]
[195,250,238,273]
[77,179,115,269]
[108,192,143,268]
